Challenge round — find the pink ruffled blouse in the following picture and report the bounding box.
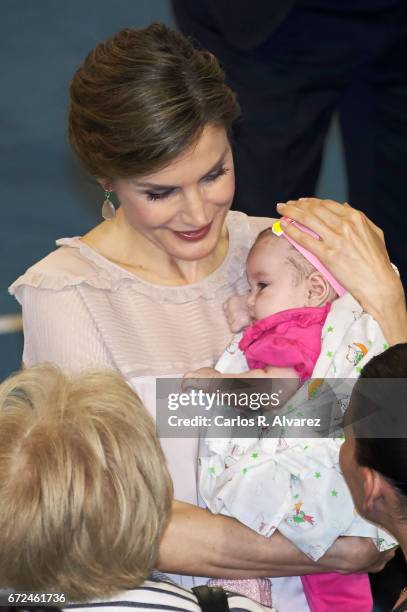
[9,211,272,504]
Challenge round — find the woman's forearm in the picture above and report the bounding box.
[368,279,407,346]
[157,500,382,578]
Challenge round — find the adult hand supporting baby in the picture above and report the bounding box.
[158,501,395,578]
[182,367,222,393]
[318,535,396,575]
[276,198,407,346]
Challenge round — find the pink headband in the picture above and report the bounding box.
[271,219,346,296]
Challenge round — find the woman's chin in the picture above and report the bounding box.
[166,233,221,261]
[166,217,227,261]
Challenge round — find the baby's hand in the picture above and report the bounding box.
[182,367,222,392]
[223,294,252,333]
[184,367,221,379]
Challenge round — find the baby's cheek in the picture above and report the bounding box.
[255,294,276,318]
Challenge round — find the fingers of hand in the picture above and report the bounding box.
[229,316,249,333]
[281,197,347,214]
[184,368,214,379]
[223,295,251,331]
[280,219,327,257]
[223,295,245,316]
[321,201,384,246]
[280,199,390,274]
[181,378,194,392]
[279,197,379,236]
[365,551,396,573]
[278,197,346,218]
[277,198,345,240]
[361,547,396,573]
[182,371,212,392]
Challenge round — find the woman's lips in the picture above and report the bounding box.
[172,222,212,242]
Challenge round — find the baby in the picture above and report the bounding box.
[185,219,396,611]
[187,219,342,386]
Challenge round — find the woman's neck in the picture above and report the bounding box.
[81,209,229,286]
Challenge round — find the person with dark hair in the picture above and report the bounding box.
[8,23,406,610]
[340,344,407,610]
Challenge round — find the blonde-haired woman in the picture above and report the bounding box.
[0,364,273,611]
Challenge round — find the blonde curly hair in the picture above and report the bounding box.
[0,364,173,601]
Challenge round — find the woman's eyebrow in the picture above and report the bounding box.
[135,148,228,190]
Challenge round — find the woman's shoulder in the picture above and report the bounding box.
[9,237,130,296]
[227,210,275,242]
[247,214,276,236]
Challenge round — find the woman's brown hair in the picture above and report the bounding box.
[69,23,240,179]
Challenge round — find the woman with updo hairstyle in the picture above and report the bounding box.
[340,343,407,611]
[68,25,239,180]
[10,22,407,609]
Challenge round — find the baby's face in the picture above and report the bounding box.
[246,238,309,321]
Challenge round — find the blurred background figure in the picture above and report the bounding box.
[173,0,407,284]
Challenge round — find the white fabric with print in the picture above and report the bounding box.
[199,293,397,560]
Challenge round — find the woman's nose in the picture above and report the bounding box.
[180,188,210,227]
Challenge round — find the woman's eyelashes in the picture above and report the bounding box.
[202,165,229,183]
[257,282,268,291]
[146,188,175,202]
[145,166,229,201]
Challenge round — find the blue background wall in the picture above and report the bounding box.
[1,1,346,379]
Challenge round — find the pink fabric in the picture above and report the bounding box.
[301,573,372,612]
[239,304,331,381]
[281,218,346,297]
[208,578,273,607]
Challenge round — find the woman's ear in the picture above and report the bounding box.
[361,467,398,521]
[305,271,332,307]
[360,466,379,514]
[96,178,113,192]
